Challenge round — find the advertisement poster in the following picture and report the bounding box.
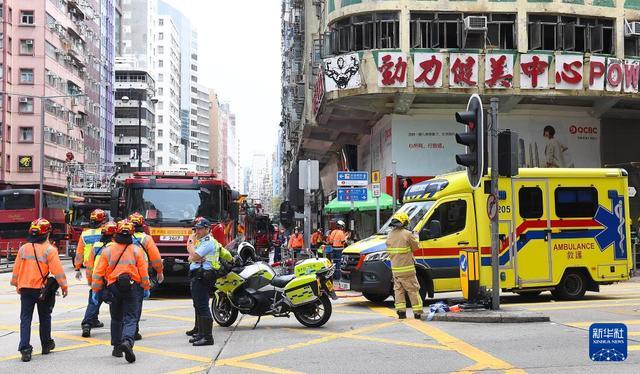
[390,113,600,177]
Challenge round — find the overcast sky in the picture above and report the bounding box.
[164,0,281,168]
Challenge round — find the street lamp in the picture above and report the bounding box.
[121,94,158,171]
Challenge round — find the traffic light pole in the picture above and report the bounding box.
[490,98,500,310]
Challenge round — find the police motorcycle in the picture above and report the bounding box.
[212,242,338,328]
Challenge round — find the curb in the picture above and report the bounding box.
[430,309,550,323]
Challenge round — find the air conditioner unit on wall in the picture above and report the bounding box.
[625,20,640,36]
[463,16,487,32]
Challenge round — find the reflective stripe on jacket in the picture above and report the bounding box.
[329,229,347,248]
[133,232,164,274]
[87,240,109,285]
[75,228,101,269]
[385,228,419,276]
[91,242,150,292]
[11,242,68,292]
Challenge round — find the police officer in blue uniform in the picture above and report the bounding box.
[186,217,220,346]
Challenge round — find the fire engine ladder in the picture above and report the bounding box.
[66,163,118,195]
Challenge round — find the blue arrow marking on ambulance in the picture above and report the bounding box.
[594,194,627,260]
[460,254,468,272]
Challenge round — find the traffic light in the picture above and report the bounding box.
[455,94,485,189]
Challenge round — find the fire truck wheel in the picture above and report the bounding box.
[552,270,587,301]
[362,292,389,303]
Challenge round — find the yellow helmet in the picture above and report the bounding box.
[392,212,409,227]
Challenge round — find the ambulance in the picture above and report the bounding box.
[340,168,633,302]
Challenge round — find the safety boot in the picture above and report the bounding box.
[20,347,32,362]
[112,346,123,358]
[134,332,142,341]
[42,340,55,354]
[119,341,136,363]
[414,313,423,320]
[192,317,214,346]
[186,314,199,336]
[81,326,91,338]
[397,311,406,319]
[91,320,104,328]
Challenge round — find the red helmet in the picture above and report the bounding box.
[29,218,52,236]
[129,212,145,227]
[90,209,107,223]
[101,221,117,236]
[116,220,135,236]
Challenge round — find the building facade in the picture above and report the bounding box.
[100,0,117,164]
[208,89,223,175]
[154,14,181,167]
[193,84,210,171]
[119,0,157,73]
[114,69,156,173]
[158,0,199,165]
[285,0,640,211]
[0,0,105,189]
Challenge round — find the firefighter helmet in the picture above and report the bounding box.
[90,209,107,223]
[29,218,52,236]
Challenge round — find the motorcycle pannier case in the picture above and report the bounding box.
[294,258,332,277]
[284,274,320,306]
[215,272,245,293]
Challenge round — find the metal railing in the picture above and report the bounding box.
[0,241,20,270]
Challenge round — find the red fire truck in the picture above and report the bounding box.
[110,171,237,284]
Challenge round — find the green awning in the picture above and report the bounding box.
[324,189,395,214]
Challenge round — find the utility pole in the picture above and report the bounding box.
[392,161,397,213]
[490,98,500,310]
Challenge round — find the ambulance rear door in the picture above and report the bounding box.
[513,179,553,285]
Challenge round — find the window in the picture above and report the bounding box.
[158,115,163,123]
[191,155,198,162]
[158,129,163,137]
[159,19,164,26]
[425,200,467,238]
[157,143,163,151]
[158,32,164,40]
[529,15,614,54]
[157,157,163,165]
[158,88,163,95]
[19,68,34,84]
[158,73,164,82]
[158,46,164,53]
[20,10,35,25]
[19,39,34,55]
[18,97,34,113]
[19,127,33,142]
[554,187,598,218]
[158,60,164,68]
[519,187,543,219]
[329,12,399,54]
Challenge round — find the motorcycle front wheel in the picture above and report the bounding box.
[212,294,239,327]
[293,294,332,328]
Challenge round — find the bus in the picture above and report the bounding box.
[110,171,236,284]
[0,189,82,258]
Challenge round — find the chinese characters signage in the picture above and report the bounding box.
[18,155,33,172]
[326,51,640,93]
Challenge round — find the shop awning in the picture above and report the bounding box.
[324,189,395,214]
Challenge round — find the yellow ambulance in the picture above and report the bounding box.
[340,168,632,302]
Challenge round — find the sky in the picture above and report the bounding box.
[164,0,281,168]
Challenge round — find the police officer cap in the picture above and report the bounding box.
[193,217,211,228]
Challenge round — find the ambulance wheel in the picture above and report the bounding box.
[362,292,389,303]
[294,295,332,328]
[212,295,238,327]
[552,270,587,300]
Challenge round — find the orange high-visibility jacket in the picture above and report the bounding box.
[311,232,323,246]
[74,228,102,270]
[329,229,348,248]
[11,242,68,292]
[91,242,150,293]
[134,232,164,274]
[288,234,304,249]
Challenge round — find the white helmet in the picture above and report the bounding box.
[337,220,345,227]
[238,241,257,264]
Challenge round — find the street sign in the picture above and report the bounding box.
[337,187,368,202]
[372,183,381,198]
[487,194,498,220]
[299,160,319,190]
[337,171,369,187]
[371,170,380,184]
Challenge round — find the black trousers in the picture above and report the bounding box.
[19,288,54,351]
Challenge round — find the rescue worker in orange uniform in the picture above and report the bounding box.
[310,228,323,256]
[91,220,150,363]
[385,212,423,319]
[328,220,349,280]
[75,209,107,332]
[129,212,164,340]
[81,221,117,337]
[288,227,305,258]
[11,219,68,362]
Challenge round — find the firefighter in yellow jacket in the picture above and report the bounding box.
[385,212,423,319]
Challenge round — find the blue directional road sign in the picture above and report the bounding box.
[337,171,369,187]
[337,187,368,202]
